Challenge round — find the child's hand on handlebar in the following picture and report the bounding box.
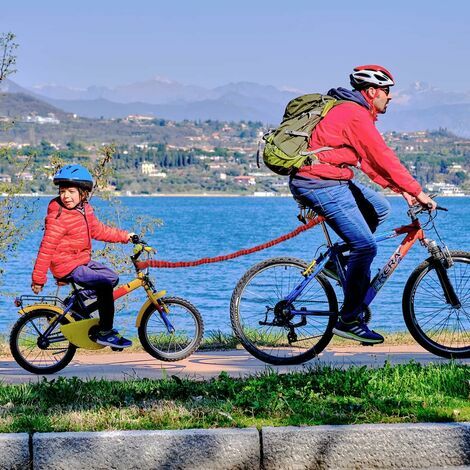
[31,283,43,294]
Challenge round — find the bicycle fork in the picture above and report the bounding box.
[145,284,176,334]
[424,239,461,308]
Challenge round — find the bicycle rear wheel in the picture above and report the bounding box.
[403,250,470,359]
[230,257,338,365]
[10,309,76,374]
[138,297,204,361]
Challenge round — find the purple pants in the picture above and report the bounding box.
[66,260,119,331]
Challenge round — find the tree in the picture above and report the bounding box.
[0,32,27,273]
[0,32,17,81]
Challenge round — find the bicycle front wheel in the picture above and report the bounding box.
[403,250,470,359]
[230,257,338,365]
[10,309,77,374]
[138,297,204,361]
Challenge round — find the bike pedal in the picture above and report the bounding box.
[111,347,124,352]
[361,342,374,346]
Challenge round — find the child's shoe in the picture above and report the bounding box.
[95,329,132,348]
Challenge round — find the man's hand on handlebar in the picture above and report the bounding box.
[414,191,437,211]
[402,192,416,207]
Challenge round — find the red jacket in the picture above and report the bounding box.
[297,102,422,197]
[32,198,129,285]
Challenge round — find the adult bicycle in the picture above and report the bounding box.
[230,198,469,365]
[10,236,204,374]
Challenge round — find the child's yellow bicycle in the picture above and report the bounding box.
[10,236,204,374]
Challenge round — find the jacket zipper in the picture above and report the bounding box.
[76,205,92,250]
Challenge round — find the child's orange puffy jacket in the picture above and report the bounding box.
[32,198,129,285]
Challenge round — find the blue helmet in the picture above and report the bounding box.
[53,164,94,191]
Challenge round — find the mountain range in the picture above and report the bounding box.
[1,77,469,137]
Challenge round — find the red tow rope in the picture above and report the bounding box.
[137,216,324,269]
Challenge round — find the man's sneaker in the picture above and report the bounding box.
[332,317,384,344]
[95,330,132,349]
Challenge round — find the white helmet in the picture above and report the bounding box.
[350,65,395,90]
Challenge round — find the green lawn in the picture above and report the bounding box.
[0,330,424,358]
[0,362,468,433]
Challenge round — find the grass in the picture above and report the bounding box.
[0,362,468,433]
[0,329,421,357]
[0,329,437,357]
[0,335,8,356]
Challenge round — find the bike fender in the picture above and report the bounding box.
[18,304,76,323]
[135,291,166,327]
[135,299,153,327]
[19,303,63,316]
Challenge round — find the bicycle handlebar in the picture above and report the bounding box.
[131,234,146,245]
[407,194,447,220]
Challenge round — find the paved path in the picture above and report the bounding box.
[1,344,468,383]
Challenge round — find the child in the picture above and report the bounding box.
[31,164,134,349]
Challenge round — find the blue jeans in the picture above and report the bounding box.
[290,180,391,321]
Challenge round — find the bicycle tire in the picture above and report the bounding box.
[138,296,204,361]
[10,309,77,374]
[403,250,470,359]
[230,257,338,365]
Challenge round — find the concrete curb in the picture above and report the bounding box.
[262,423,470,469]
[33,428,260,470]
[0,423,468,469]
[0,433,30,470]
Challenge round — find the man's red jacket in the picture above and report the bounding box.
[32,198,129,285]
[296,101,422,197]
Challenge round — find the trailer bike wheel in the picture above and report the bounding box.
[10,309,77,374]
[138,297,204,361]
[403,250,470,359]
[230,257,338,365]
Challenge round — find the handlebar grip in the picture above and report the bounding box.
[436,205,448,211]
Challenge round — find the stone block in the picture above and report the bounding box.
[33,428,260,469]
[262,423,470,469]
[0,433,30,470]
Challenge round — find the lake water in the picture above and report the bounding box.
[0,196,468,336]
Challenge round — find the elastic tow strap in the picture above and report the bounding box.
[137,216,324,269]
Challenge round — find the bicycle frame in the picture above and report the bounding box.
[15,250,176,349]
[284,219,429,316]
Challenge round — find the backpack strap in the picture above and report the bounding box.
[285,130,310,138]
[300,146,334,156]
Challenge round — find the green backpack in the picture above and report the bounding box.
[261,94,343,175]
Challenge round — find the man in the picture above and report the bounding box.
[289,65,436,344]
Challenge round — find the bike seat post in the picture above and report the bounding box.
[321,221,334,247]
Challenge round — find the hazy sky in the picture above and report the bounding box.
[2,0,469,92]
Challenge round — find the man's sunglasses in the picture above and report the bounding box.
[380,86,391,96]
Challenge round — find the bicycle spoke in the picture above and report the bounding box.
[407,254,470,354]
[232,258,337,364]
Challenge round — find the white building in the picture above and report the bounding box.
[141,162,167,178]
[0,174,12,183]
